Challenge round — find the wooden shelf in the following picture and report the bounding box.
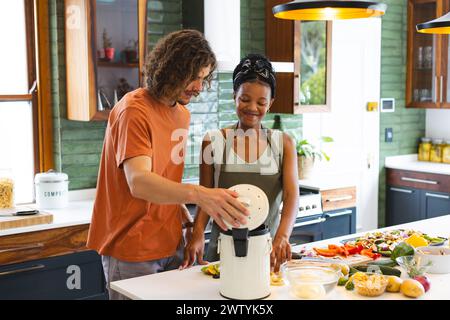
[97,61,139,68]
[65,0,148,121]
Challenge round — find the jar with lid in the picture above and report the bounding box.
[430,139,444,163]
[418,137,432,161]
[34,170,69,209]
[443,140,450,164]
[0,168,14,209]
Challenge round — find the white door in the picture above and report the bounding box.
[302,18,381,231]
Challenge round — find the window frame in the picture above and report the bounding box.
[0,0,54,176]
[293,20,333,114]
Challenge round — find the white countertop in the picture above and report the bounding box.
[298,175,357,191]
[110,215,450,300]
[385,154,450,175]
[0,189,95,237]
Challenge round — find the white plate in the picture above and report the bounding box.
[226,184,269,231]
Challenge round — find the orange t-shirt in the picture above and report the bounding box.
[87,88,190,262]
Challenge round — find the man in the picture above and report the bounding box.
[87,30,248,300]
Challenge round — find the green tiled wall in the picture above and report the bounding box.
[378,0,426,227]
[50,0,303,188]
[50,0,107,190]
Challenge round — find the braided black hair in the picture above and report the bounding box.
[232,53,276,98]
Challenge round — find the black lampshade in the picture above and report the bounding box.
[272,0,387,21]
[417,12,450,34]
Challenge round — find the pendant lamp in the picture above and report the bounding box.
[417,12,450,34]
[272,0,387,21]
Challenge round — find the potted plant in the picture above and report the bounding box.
[124,39,138,63]
[296,136,333,179]
[102,29,114,61]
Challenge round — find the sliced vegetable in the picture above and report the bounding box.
[360,249,381,260]
[353,265,401,277]
[368,259,398,268]
[313,248,338,257]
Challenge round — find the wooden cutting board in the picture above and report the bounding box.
[0,212,53,230]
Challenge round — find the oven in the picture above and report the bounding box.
[288,187,325,246]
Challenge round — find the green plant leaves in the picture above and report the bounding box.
[296,136,333,161]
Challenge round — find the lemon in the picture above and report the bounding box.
[405,234,429,248]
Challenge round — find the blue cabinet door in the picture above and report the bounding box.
[322,207,356,240]
[422,190,450,219]
[386,185,421,226]
[289,215,324,246]
[0,250,107,300]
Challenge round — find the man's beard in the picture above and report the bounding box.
[177,91,200,105]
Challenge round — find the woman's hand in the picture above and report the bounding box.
[180,230,209,270]
[271,235,292,273]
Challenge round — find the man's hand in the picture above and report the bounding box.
[196,186,249,231]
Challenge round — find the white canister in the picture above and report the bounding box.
[35,170,69,209]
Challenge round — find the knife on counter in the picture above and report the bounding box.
[0,208,39,217]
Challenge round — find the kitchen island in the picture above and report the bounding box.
[110,215,450,300]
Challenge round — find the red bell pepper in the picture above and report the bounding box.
[313,247,338,257]
[344,243,364,255]
[360,249,381,260]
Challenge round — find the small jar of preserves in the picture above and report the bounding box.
[443,140,450,164]
[430,139,444,163]
[418,137,432,161]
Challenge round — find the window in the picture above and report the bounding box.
[0,0,53,204]
[294,21,332,113]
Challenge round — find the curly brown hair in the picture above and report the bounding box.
[144,30,217,101]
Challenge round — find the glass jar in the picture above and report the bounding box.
[443,140,450,164]
[430,139,444,163]
[0,168,14,209]
[418,137,432,161]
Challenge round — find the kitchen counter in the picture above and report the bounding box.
[0,189,95,237]
[385,154,450,175]
[110,215,450,300]
[298,175,357,191]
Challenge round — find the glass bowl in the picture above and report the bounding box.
[281,265,340,299]
[396,255,432,278]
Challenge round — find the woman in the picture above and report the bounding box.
[181,54,299,272]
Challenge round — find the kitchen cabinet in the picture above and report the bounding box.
[406,0,450,109]
[289,186,357,245]
[265,0,332,114]
[0,224,107,299]
[386,185,422,225]
[386,168,450,225]
[320,186,357,240]
[0,250,107,300]
[422,190,450,218]
[64,0,148,121]
[322,207,356,240]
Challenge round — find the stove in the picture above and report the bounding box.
[279,187,323,218]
